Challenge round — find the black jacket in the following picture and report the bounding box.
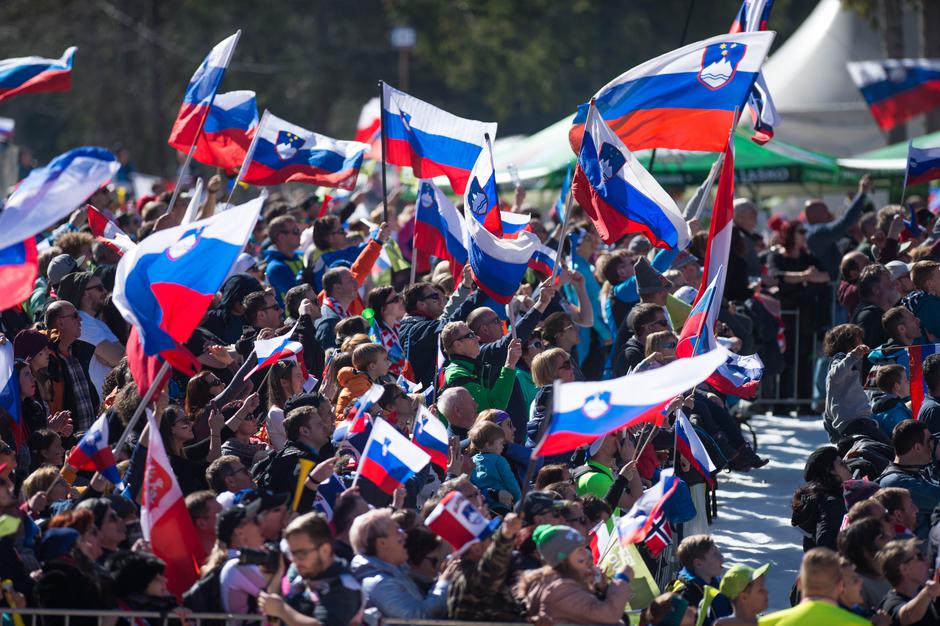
[851,302,888,350]
[285,559,361,626]
[203,273,263,345]
[400,291,482,389]
[791,485,846,552]
[261,439,321,511]
[612,335,645,378]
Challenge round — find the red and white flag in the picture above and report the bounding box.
[140,409,207,598]
[355,97,381,159]
[87,204,135,256]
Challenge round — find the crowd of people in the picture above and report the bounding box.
[2,160,940,626]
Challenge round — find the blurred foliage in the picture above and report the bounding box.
[0,0,815,174]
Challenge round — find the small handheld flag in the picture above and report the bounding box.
[355,417,430,494]
[426,490,500,554]
[66,413,124,488]
[412,405,449,470]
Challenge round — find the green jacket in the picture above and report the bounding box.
[443,356,514,413]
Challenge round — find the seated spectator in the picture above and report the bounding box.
[916,355,940,431]
[185,490,222,559]
[714,564,770,626]
[871,364,913,437]
[868,306,923,373]
[34,527,112,620]
[574,431,642,511]
[517,524,634,625]
[261,406,333,511]
[641,593,697,626]
[757,548,869,625]
[441,320,520,413]
[877,538,940,625]
[850,264,898,349]
[335,343,390,420]
[206,455,255,509]
[468,420,520,513]
[349,508,448,619]
[668,534,732,626]
[266,361,306,450]
[633,330,678,372]
[909,260,940,342]
[837,555,870,618]
[107,550,180,618]
[613,303,667,376]
[877,420,940,538]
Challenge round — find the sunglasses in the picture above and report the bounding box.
[421,292,442,302]
[260,303,280,312]
[454,331,477,343]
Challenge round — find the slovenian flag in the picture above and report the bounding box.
[414,180,469,282]
[0,238,38,315]
[65,413,124,488]
[905,141,940,187]
[355,417,430,495]
[349,383,386,432]
[168,32,240,154]
[571,102,690,249]
[848,59,940,131]
[534,347,728,457]
[355,96,382,159]
[382,83,496,195]
[170,90,258,172]
[675,410,717,487]
[0,47,76,102]
[426,491,499,553]
[88,205,135,256]
[569,31,774,154]
[528,244,557,276]
[412,405,449,470]
[241,110,367,189]
[729,0,779,144]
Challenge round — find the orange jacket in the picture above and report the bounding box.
[317,239,383,317]
[335,366,374,421]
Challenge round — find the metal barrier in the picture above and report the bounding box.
[757,307,821,407]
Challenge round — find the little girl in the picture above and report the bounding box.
[468,421,521,514]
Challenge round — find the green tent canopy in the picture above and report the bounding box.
[839,130,940,174]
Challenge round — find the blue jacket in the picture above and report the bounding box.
[264,248,303,306]
[471,452,521,504]
[871,392,912,437]
[350,554,448,620]
[877,462,940,539]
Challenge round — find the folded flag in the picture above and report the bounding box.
[382,83,496,195]
[0,342,24,448]
[847,59,940,131]
[572,101,690,249]
[905,141,940,187]
[534,347,728,457]
[616,474,681,545]
[88,205,135,256]
[241,110,367,189]
[397,374,422,395]
[141,409,206,599]
[171,90,258,171]
[909,344,940,418]
[244,333,304,379]
[675,410,717,487]
[113,197,263,361]
[569,31,775,154]
[528,244,557,276]
[0,146,119,251]
[414,180,469,281]
[0,238,38,314]
[355,97,382,159]
[355,417,430,495]
[426,490,500,554]
[65,413,124,488]
[0,47,76,103]
[412,405,449,470]
[168,32,240,153]
[729,0,779,144]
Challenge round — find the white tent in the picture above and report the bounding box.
[761,0,920,156]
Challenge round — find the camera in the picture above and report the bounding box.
[236,547,280,571]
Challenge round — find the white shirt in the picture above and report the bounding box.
[266,406,287,451]
[78,311,119,395]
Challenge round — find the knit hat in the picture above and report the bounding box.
[47,254,84,286]
[37,527,80,562]
[532,524,585,566]
[56,271,94,309]
[634,257,673,295]
[13,329,49,361]
[842,479,880,509]
[719,563,770,600]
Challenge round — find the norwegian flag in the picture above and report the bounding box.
[644,513,673,557]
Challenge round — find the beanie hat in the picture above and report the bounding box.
[37,527,80,562]
[13,329,49,361]
[56,271,94,309]
[843,478,880,509]
[634,257,673,295]
[532,524,585,566]
[47,254,84,286]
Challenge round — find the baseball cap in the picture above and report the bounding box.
[216,501,261,545]
[47,254,85,286]
[719,563,770,600]
[234,489,289,513]
[521,491,565,524]
[886,260,912,281]
[37,527,81,562]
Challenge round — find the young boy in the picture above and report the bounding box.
[669,535,733,626]
[334,343,391,420]
[871,364,913,437]
[715,564,770,626]
[468,421,521,513]
[909,260,940,342]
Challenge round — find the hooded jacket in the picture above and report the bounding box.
[203,273,263,345]
[335,367,373,420]
[349,554,448,620]
[824,352,871,433]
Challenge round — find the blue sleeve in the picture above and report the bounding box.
[495,454,521,501]
[611,277,639,303]
[124,442,148,502]
[652,248,678,272]
[266,262,297,307]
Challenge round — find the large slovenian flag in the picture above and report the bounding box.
[729,0,779,145]
[905,141,940,187]
[241,110,367,189]
[569,31,775,154]
[0,342,24,448]
[170,90,258,172]
[382,83,496,195]
[616,474,681,545]
[141,410,207,599]
[848,59,940,131]
[356,417,430,495]
[675,410,717,487]
[88,205,135,256]
[909,344,940,418]
[571,102,690,249]
[112,197,263,369]
[167,32,240,153]
[464,152,541,304]
[0,47,76,102]
[414,180,469,278]
[534,347,728,457]
[412,405,449,471]
[65,413,124,488]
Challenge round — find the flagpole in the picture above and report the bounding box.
[900,140,913,206]
[225,109,267,206]
[550,98,587,284]
[165,146,197,217]
[409,205,419,285]
[379,81,389,223]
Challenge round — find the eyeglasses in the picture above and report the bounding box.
[528,340,544,349]
[289,545,324,560]
[454,331,477,343]
[645,319,668,329]
[260,303,280,312]
[421,292,442,302]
